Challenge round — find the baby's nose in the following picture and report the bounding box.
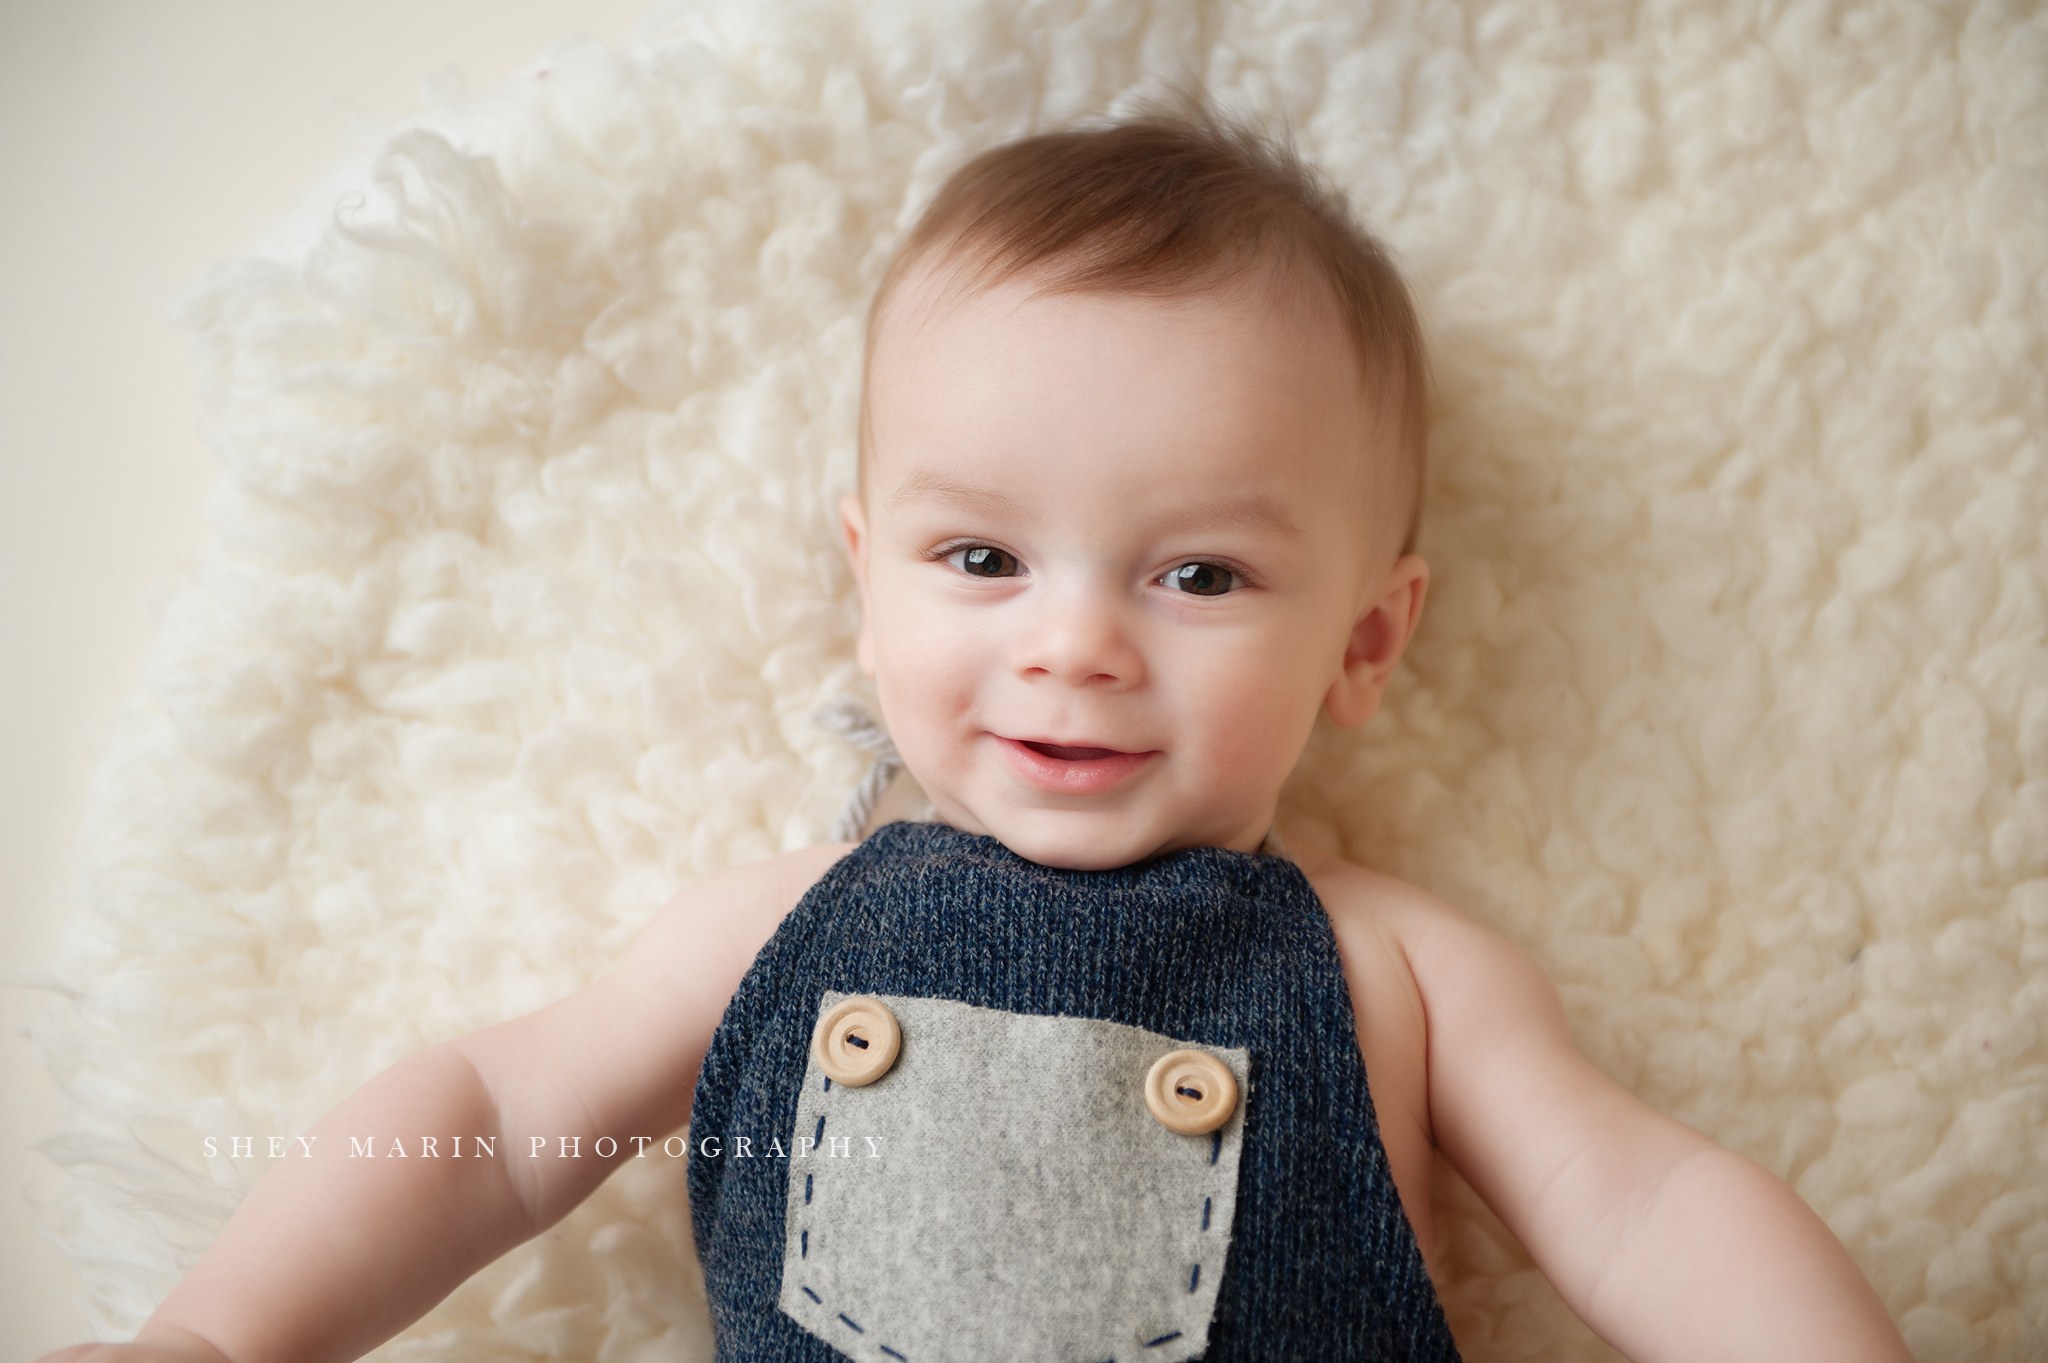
[1014,588,1145,689]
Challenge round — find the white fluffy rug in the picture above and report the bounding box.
[38,1,2047,1358]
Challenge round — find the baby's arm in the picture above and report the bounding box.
[1315,857,1911,1362]
[1410,891,1911,1360]
[41,843,850,1363]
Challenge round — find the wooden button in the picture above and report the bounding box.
[1143,1049,1237,1135]
[813,996,901,1087]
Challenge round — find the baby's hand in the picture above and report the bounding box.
[37,1326,231,1363]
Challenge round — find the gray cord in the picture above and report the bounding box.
[815,697,903,842]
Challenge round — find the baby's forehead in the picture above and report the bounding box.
[864,259,1379,459]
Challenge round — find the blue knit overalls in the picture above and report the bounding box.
[688,821,1461,1362]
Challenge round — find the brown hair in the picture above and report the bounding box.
[862,110,1429,554]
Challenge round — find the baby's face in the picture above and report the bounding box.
[846,267,1421,870]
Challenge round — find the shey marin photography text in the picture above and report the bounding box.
[203,1134,883,1161]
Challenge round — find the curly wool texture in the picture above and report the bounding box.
[37,1,2047,1358]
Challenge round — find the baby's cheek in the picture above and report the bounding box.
[872,610,985,761]
[881,608,981,698]
[1192,643,1323,780]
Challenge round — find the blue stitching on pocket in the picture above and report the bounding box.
[1145,1331,1184,1347]
[1188,1263,1200,1292]
[1201,1195,1211,1231]
[801,1228,808,1258]
[802,1248,908,1359]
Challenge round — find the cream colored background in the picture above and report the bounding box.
[0,4,650,1354]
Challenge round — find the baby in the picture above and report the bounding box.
[49,115,1912,1363]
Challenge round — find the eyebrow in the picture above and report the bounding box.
[888,470,1026,518]
[889,468,1301,537]
[1178,495,1300,536]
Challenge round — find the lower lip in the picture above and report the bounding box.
[995,737,1155,794]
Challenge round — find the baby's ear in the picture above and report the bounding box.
[840,493,877,676]
[1323,554,1429,728]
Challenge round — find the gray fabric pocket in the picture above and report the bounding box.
[778,992,1248,1363]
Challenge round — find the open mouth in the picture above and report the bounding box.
[997,736,1154,793]
[1019,740,1123,762]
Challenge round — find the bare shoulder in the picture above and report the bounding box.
[450,841,857,1183]
[1288,845,1449,932]
[1285,843,1440,1032]
[1290,845,1535,980]
[1293,842,1589,1061]
[1290,843,1570,1059]
[626,841,857,971]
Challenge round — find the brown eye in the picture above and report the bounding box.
[948,545,1020,577]
[1163,562,1234,596]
